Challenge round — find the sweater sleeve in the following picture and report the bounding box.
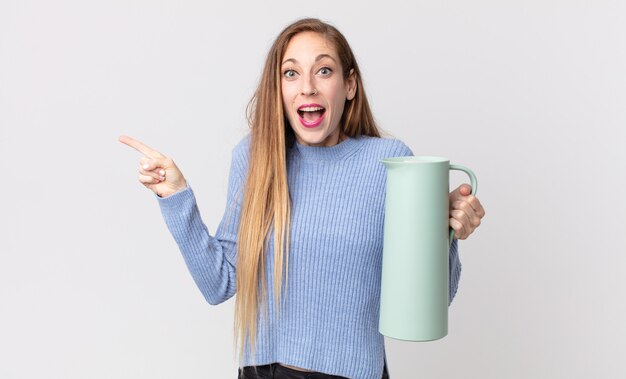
[448,238,461,306]
[392,139,463,306]
[154,147,246,305]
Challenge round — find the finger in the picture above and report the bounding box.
[139,157,169,175]
[452,200,481,227]
[139,163,165,181]
[450,209,472,235]
[139,158,167,177]
[119,135,163,158]
[467,195,485,218]
[449,217,466,240]
[138,173,164,185]
[451,191,484,219]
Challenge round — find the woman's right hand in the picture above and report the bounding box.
[118,135,188,198]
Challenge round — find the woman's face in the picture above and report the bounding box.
[281,32,356,147]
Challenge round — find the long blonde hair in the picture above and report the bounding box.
[234,17,384,367]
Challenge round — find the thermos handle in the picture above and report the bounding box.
[448,164,478,247]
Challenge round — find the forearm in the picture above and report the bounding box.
[156,183,237,305]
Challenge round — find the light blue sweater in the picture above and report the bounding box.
[156,134,461,379]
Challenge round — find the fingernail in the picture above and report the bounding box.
[143,164,149,169]
[159,169,165,176]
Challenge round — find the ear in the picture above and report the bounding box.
[346,68,357,101]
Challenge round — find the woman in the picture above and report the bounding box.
[119,18,485,379]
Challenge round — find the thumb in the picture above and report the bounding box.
[141,156,168,171]
[460,184,472,196]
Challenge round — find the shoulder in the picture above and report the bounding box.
[232,133,252,160]
[229,133,252,174]
[233,132,251,154]
[354,135,414,158]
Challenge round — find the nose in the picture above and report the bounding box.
[300,74,318,96]
[301,87,318,96]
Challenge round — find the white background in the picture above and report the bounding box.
[1,1,624,378]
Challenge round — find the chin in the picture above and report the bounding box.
[296,129,331,145]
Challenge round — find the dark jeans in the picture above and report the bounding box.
[237,358,390,379]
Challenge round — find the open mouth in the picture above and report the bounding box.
[297,104,326,127]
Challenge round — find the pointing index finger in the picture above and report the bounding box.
[118,135,161,158]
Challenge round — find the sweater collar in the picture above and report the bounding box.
[291,135,360,162]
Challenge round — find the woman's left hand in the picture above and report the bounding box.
[449,184,485,240]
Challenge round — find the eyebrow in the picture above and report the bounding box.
[281,54,337,66]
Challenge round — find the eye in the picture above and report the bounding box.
[283,69,298,79]
[318,67,332,76]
